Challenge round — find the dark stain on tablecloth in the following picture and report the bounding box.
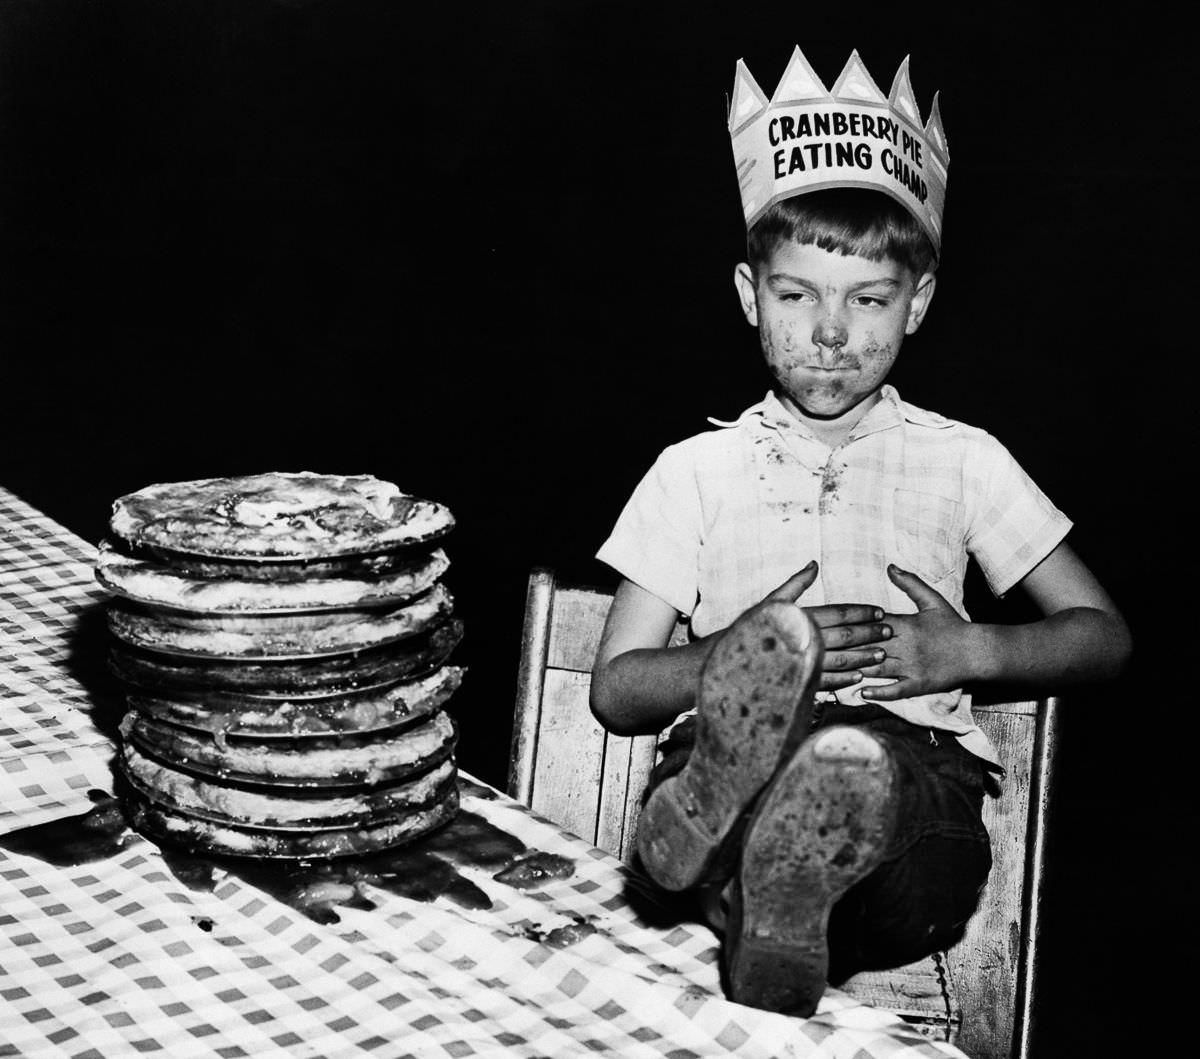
[493,850,574,889]
[516,914,598,948]
[1,797,575,928]
[0,791,132,865]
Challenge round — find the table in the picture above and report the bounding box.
[0,485,970,1058]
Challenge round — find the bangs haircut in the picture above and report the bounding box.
[746,188,937,279]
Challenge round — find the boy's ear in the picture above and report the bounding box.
[905,272,937,335]
[733,263,759,327]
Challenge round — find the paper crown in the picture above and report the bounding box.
[729,47,949,255]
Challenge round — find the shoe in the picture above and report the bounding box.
[636,601,822,891]
[725,725,897,1017]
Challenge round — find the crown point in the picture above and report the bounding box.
[729,59,769,133]
[831,49,887,105]
[771,45,829,104]
[924,90,950,162]
[888,55,923,127]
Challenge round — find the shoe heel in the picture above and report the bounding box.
[726,932,828,1017]
[635,770,727,891]
[726,726,897,1016]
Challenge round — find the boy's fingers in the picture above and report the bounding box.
[859,677,921,701]
[886,565,948,610]
[824,647,884,672]
[818,671,864,691]
[857,657,904,679]
[766,562,818,603]
[806,603,884,629]
[820,622,892,650]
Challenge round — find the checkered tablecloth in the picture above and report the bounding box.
[0,486,971,1059]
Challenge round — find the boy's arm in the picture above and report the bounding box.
[860,540,1132,700]
[591,565,894,736]
[590,579,714,736]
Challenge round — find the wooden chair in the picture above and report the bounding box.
[508,567,1060,1059]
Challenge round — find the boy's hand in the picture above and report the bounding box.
[764,562,894,691]
[859,565,970,700]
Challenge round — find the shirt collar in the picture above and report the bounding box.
[707,386,950,441]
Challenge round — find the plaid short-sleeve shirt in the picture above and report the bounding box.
[596,386,1072,766]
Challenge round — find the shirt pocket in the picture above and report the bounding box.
[892,488,963,586]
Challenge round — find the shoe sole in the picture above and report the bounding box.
[636,602,822,891]
[726,725,897,1016]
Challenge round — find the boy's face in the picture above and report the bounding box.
[734,240,935,433]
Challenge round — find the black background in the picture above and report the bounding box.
[1,2,1190,1054]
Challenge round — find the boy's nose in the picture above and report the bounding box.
[811,317,849,359]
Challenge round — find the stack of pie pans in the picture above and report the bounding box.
[95,472,464,860]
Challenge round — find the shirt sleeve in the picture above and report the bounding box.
[964,432,1073,597]
[595,443,702,616]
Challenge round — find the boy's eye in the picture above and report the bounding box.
[853,295,891,308]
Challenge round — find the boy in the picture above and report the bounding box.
[590,47,1131,1018]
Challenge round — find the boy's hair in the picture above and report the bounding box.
[746,189,937,279]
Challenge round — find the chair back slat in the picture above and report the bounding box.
[510,568,556,804]
[597,732,660,860]
[529,668,608,841]
[547,586,614,671]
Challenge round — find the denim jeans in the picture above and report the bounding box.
[645,702,994,983]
